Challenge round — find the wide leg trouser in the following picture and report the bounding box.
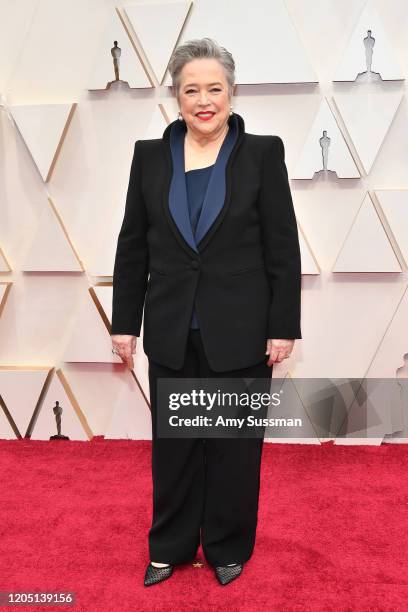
[147,329,272,567]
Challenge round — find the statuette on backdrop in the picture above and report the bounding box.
[356,29,380,82]
[319,130,331,172]
[111,40,121,79]
[107,41,129,89]
[312,129,336,177]
[49,401,70,440]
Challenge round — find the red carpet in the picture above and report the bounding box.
[0,437,407,611]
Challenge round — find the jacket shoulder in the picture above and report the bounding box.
[131,138,165,165]
[244,133,285,159]
[244,132,283,149]
[135,138,164,160]
[134,138,162,151]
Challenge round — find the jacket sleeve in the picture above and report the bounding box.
[111,140,149,336]
[257,135,302,339]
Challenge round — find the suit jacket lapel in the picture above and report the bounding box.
[164,112,243,255]
[169,119,198,252]
[195,116,238,245]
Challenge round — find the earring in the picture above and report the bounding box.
[229,105,234,116]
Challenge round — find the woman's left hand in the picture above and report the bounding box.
[265,339,295,366]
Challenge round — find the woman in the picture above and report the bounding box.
[111,37,302,586]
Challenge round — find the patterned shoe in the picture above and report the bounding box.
[144,562,174,586]
[214,563,243,585]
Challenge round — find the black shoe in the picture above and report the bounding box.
[144,562,174,586]
[214,563,243,585]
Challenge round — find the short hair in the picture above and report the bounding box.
[168,37,235,100]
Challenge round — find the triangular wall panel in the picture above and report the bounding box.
[0,367,52,437]
[333,91,403,174]
[62,288,121,363]
[22,198,83,272]
[366,283,408,378]
[11,103,77,182]
[29,369,92,440]
[333,193,401,272]
[162,0,317,85]
[333,1,404,82]
[293,190,366,271]
[376,190,408,268]
[88,9,151,90]
[293,98,360,179]
[125,1,191,84]
[84,110,168,268]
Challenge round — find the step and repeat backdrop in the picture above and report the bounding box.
[0,0,408,443]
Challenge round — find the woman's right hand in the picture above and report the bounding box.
[111,334,137,370]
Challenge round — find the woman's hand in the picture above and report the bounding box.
[265,339,295,366]
[111,334,137,370]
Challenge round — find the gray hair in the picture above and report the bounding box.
[168,37,235,100]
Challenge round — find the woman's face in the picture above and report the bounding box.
[177,58,231,136]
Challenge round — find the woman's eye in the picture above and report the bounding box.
[185,88,221,94]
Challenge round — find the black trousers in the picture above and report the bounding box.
[147,328,272,567]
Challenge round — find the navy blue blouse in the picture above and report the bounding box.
[185,164,214,328]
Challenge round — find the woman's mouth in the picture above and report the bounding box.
[196,112,215,121]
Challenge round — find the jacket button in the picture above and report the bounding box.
[190,260,200,270]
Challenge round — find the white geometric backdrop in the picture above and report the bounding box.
[1,0,408,445]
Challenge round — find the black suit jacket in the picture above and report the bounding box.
[111,112,302,372]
